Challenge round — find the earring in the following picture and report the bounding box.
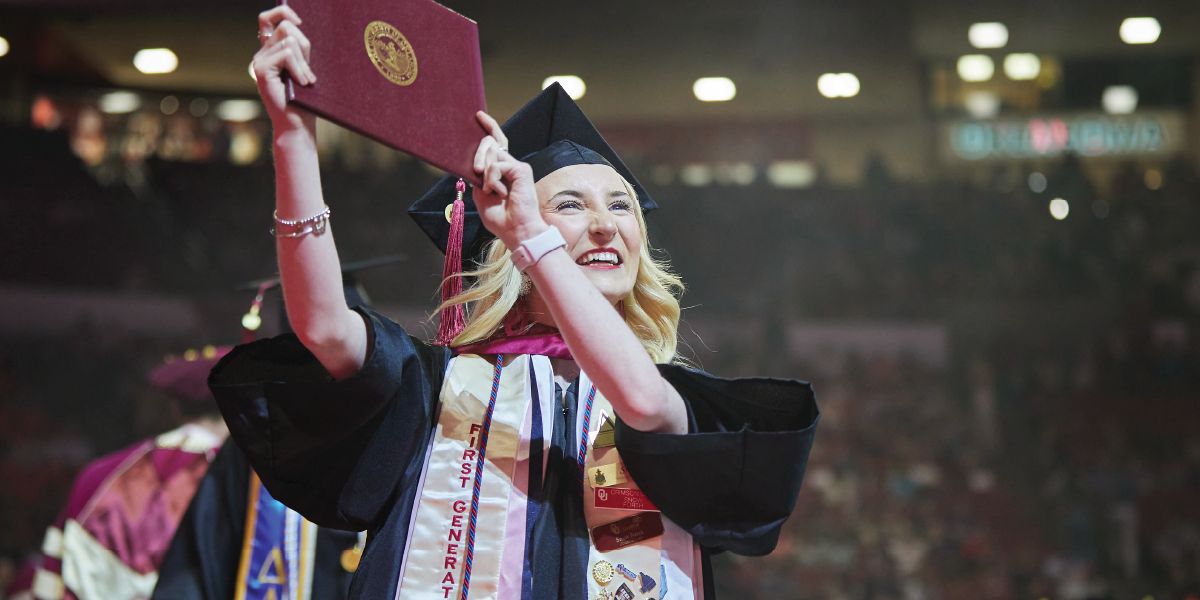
[519,272,532,297]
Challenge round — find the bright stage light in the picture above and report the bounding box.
[817,73,860,98]
[693,77,736,102]
[133,48,178,74]
[1120,18,1161,44]
[217,99,262,122]
[1003,54,1041,80]
[0,36,9,57]
[542,75,586,100]
[957,55,995,82]
[968,23,1008,49]
[1049,198,1069,220]
[1102,86,1138,114]
[99,91,141,114]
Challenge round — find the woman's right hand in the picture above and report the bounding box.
[254,6,318,137]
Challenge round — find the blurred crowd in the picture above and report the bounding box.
[2,124,1200,599]
[710,348,1200,600]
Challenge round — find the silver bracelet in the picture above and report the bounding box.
[272,206,331,238]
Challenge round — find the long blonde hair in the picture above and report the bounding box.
[435,177,683,364]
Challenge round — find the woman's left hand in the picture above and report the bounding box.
[471,111,548,249]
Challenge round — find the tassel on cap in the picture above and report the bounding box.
[435,179,468,346]
[241,280,276,344]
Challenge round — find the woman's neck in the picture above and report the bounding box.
[549,355,580,388]
[523,290,622,329]
[550,356,580,386]
[522,291,557,328]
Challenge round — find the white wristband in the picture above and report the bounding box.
[510,226,567,271]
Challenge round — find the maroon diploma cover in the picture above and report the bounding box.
[282,0,487,185]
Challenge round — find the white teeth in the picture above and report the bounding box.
[578,250,619,265]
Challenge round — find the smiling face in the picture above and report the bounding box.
[531,163,643,306]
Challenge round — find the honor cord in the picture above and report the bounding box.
[575,384,599,495]
[459,354,504,600]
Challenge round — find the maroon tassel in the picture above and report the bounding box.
[435,179,468,346]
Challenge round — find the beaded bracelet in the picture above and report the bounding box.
[272,206,330,238]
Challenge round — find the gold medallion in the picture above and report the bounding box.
[363,21,418,86]
[592,560,615,586]
[340,547,362,572]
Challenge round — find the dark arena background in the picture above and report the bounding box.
[2,1,1200,599]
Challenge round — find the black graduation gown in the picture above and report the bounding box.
[150,439,359,600]
[208,307,819,600]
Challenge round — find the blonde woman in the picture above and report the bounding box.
[210,6,819,600]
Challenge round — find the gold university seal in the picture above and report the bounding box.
[363,21,417,86]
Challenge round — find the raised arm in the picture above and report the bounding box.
[470,116,689,435]
[255,7,366,379]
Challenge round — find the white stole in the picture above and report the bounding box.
[577,372,700,600]
[395,355,699,600]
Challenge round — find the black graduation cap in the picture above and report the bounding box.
[238,255,407,339]
[407,82,656,264]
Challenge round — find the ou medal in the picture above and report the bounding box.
[592,560,615,586]
[341,546,362,572]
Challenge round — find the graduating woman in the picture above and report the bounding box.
[212,6,819,600]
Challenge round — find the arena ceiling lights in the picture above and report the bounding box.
[1003,54,1041,81]
[1119,18,1161,44]
[542,75,586,100]
[99,91,141,114]
[133,48,179,74]
[957,55,995,82]
[217,100,262,122]
[693,77,736,102]
[968,23,1008,49]
[817,73,860,98]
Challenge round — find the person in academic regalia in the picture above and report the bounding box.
[148,438,362,600]
[151,275,397,600]
[24,348,230,600]
[212,7,819,600]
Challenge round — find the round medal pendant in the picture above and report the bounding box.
[592,560,615,586]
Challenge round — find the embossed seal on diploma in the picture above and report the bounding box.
[364,20,418,86]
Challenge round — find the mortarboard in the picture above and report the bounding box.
[408,82,656,260]
[239,255,406,341]
[407,82,656,344]
[150,345,232,403]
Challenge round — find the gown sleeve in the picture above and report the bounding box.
[613,364,819,557]
[208,307,450,531]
